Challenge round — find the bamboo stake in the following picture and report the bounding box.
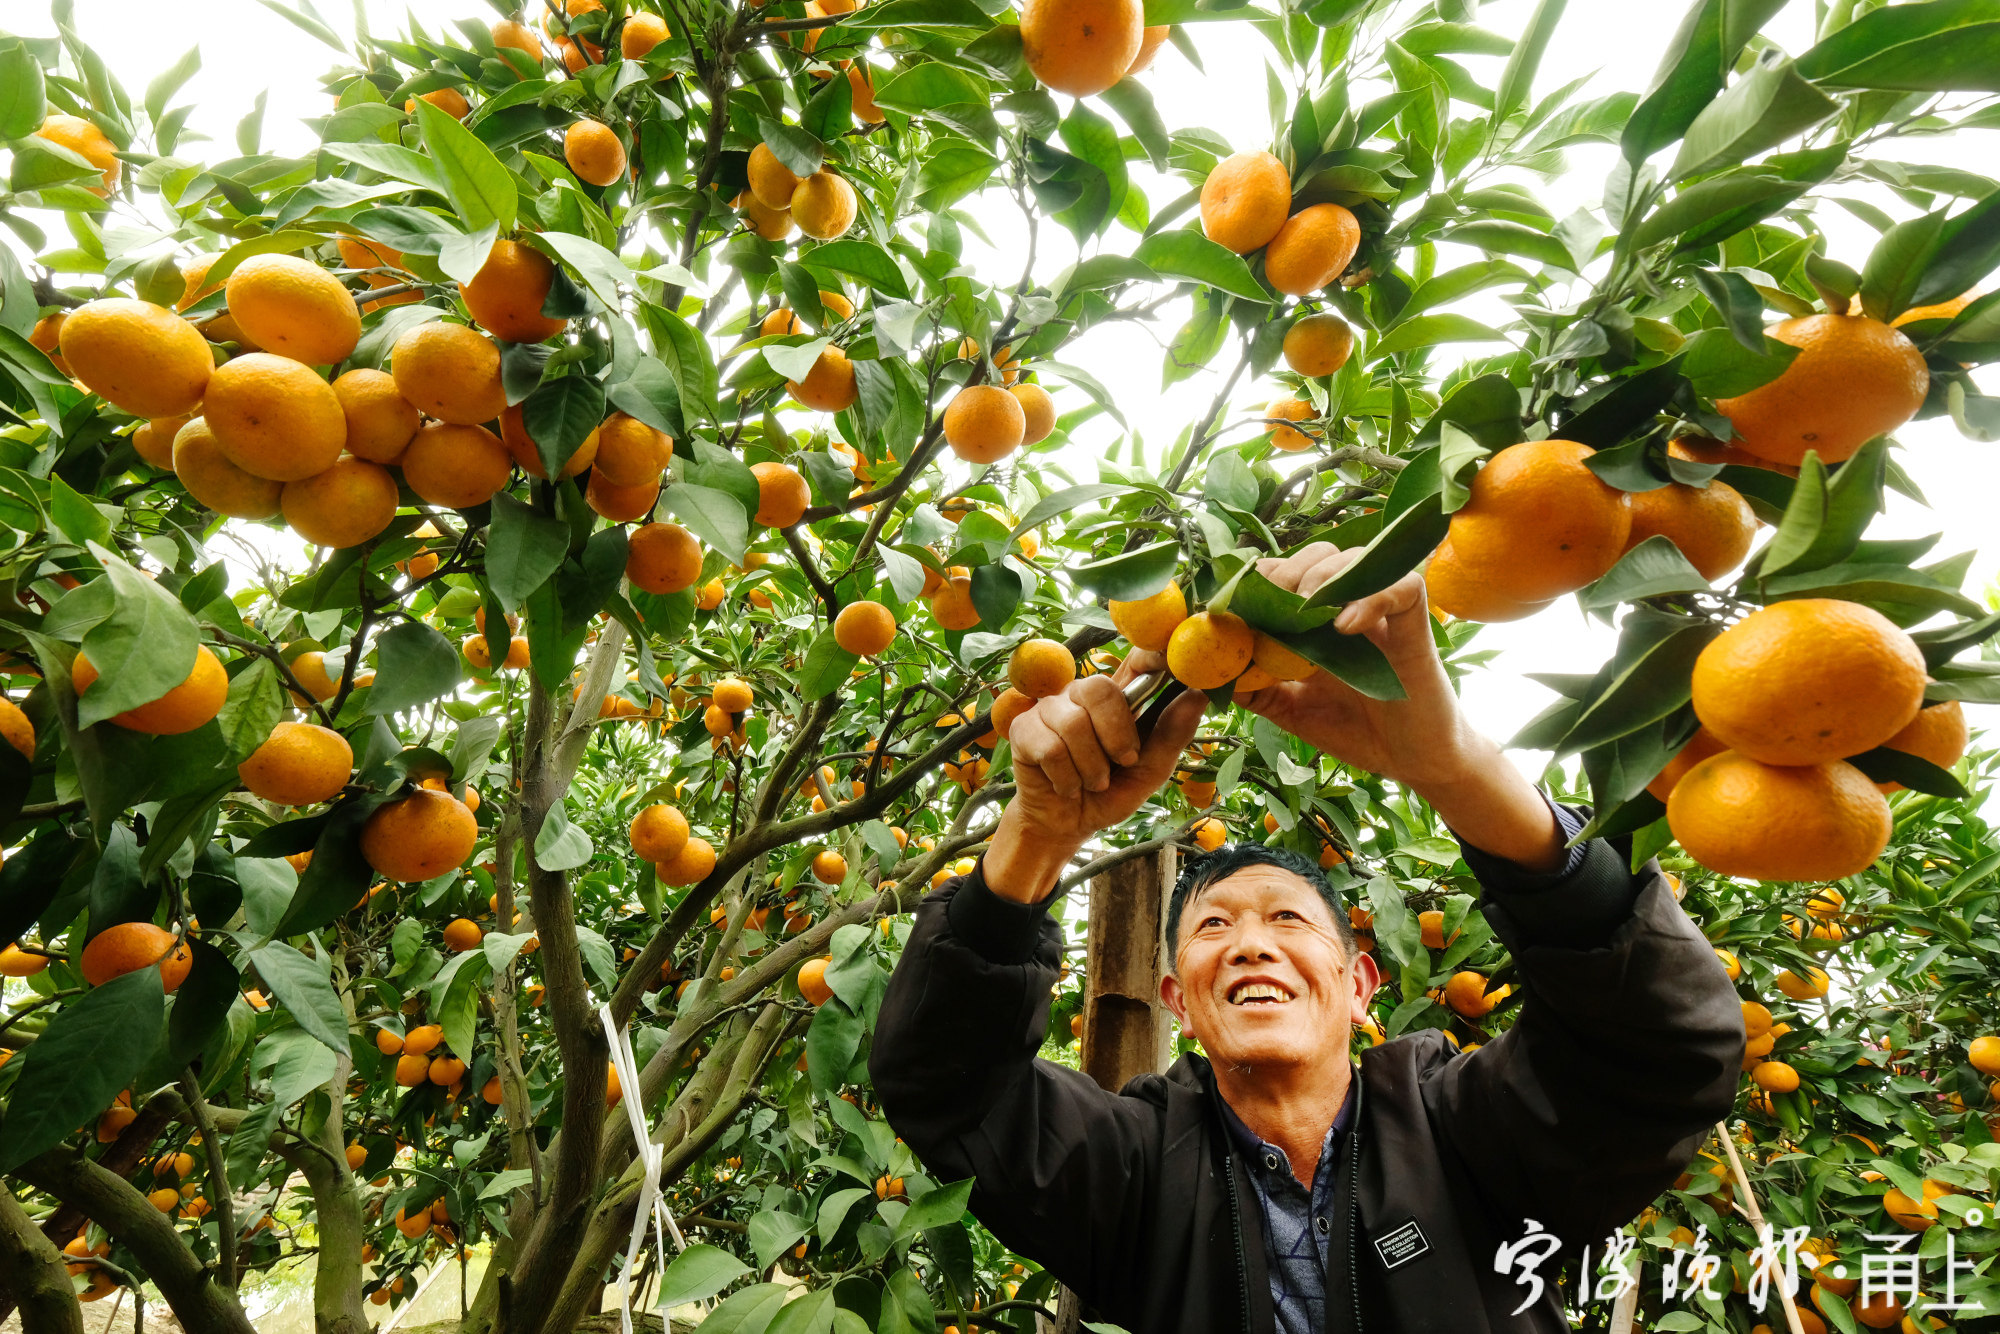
[1716,1121,1810,1334]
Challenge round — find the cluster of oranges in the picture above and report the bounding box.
[1016,0,1170,97]
[741,142,859,243]
[1201,150,1362,297]
[1103,580,1319,696]
[941,341,1058,467]
[1660,599,1965,881]
[630,796,717,887]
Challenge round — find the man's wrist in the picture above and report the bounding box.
[1407,743,1565,874]
[982,805,1085,904]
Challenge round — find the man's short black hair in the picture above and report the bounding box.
[1165,843,1357,967]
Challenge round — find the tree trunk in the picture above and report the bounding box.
[13,1147,256,1334]
[1080,846,1178,1091]
[286,1058,370,1334]
[0,1185,83,1334]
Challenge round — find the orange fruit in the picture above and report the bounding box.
[694,576,726,609]
[1690,599,1925,766]
[1665,433,1800,477]
[1249,632,1315,682]
[736,190,795,241]
[930,574,981,631]
[403,1024,443,1056]
[1442,970,1503,1018]
[202,353,347,482]
[1666,750,1891,881]
[1645,726,1727,801]
[462,240,569,344]
[792,171,858,239]
[747,143,802,210]
[282,457,400,549]
[1109,581,1188,651]
[1019,0,1143,97]
[1882,1179,1950,1231]
[500,403,599,479]
[622,12,670,57]
[1128,23,1171,73]
[30,313,68,374]
[1623,480,1757,581]
[586,469,661,522]
[1,695,36,760]
[0,943,48,976]
[835,600,897,656]
[1423,539,1551,623]
[751,462,811,527]
[760,291,856,336]
[1968,1034,2000,1076]
[630,803,691,862]
[1165,610,1254,689]
[223,254,362,366]
[149,1187,183,1212]
[1010,382,1057,445]
[374,1027,404,1055]
[1445,439,1631,602]
[239,721,354,806]
[1715,314,1928,466]
[493,18,543,65]
[1417,910,1457,949]
[391,322,507,425]
[35,113,120,194]
[57,298,213,417]
[360,789,479,882]
[408,87,470,117]
[441,918,484,952]
[957,337,1022,384]
[1878,701,1968,791]
[1191,816,1227,851]
[1009,639,1076,698]
[712,677,753,711]
[656,835,717,886]
[592,413,670,487]
[131,415,188,470]
[847,63,883,121]
[1282,313,1354,377]
[990,687,1034,741]
[1776,967,1829,1000]
[1752,1060,1800,1092]
[402,423,512,509]
[80,922,193,992]
[812,849,847,884]
[72,645,228,735]
[288,650,340,703]
[1852,1293,1905,1330]
[1741,999,1772,1038]
[332,368,421,465]
[1263,204,1361,297]
[565,120,627,187]
[798,957,835,1005]
[787,345,859,411]
[944,385,1026,464]
[1264,397,1320,451]
[627,522,704,594]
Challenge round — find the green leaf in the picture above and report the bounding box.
[1669,57,1840,182]
[658,1244,753,1308]
[663,482,749,567]
[1682,328,1799,398]
[1131,230,1271,303]
[1493,0,1565,128]
[1621,0,1788,163]
[48,476,112,549]
[1267,624,1404,701]
[416,96,517,233]
[1759,438,1886,579]
[892,1179,973,1247]
[1845,746,1969,798]
[0,969,164,1172]
[694,1283,792,1334]
[77,543,201,731]
[144,45,200,124]
[256,0,346,50]
[534,802,594,872]
[1301,494,1450,607]
[536,230,628,310]
[757,115,824,179]
[363,621,461,716]
[1554,615,1721,757]
[521,375,605,480]
[874,63,992,113]
[248,942,349,1054]
[1070,539,1180,601]
[801,239,911,300]
[1100,78,1170,170]
[215,657,283,764]
[748,1212,812,1270]
[1797,0,2000,92]
[487,492,571,612]
[1367,314,1507,363]
[1576,537,1712,612]
[0,40,48,140]
[798,628,861,701]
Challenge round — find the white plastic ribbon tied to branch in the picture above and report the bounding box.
[598,1001,691,1334]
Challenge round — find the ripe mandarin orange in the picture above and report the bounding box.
[462,240,569,344]
[1878,701,1968,791]
[621,12,670,57]
[402,423,513,509]
[1715,314,1928,466]
[1665,433,1799,478]
[332,368,421,465]
[627,522,704,594]
[751,462,811,527]
[930,574,981,631]
[792,171,858,240]
[592,413,670,487]
[1666,750,1891,881]
[360,789,479,882]
[1645,726,1727,801]
[1010,381,1057,444]
[203,353,347,482]
[1623,479,1757,581]
[565,120,627,187]
[1423,538,1552,623]
[1109,581,1188,651]
[747,143,802,211]
[1283,313,1354,377]
[656,835,717,886]
[442,918,484,952]
[835,600,897,656]
[282,457,401,549]
[848,64,883,121]
[1166,611,1254,689]
[630,804,691,862]
[58,298,213,417]
[1690,599,1925,766]
[1019,0,1141,94]
[788,345,859,412]
[223,254,362,366]
[1009,639,1077,698]
[35,113,120,193]
[72,645,228,735]
[1128,23,1171,73]
[29,313,68,373]
[1200,151,1290,254]
[1445,439,1631,602]
[409,87,470,117]
[1264,204,1361,297]
[500,402,599,478]
[0,697,32,760]
[239,722,354,806]
[1264,397,1320,451]
[944,385,1027,464]
[172,418,282,519]
[391,322,507,425]
[586,469,661,522]
[80,922,193,992]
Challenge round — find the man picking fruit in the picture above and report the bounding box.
[872,543,1743,1334]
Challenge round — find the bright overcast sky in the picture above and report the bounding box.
[22,0,2000,776]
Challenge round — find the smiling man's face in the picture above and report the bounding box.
[1160,866,1381,1071]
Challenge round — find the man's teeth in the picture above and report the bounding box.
[1230,983,1294,1005]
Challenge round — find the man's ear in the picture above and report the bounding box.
[1160,971,1187,1026]
[1347,948,1382,1024]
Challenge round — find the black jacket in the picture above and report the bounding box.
[869,836,1743,1334]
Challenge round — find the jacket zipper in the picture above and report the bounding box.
[1225,1147,1252,1334]
[1347,1073,1364,1334]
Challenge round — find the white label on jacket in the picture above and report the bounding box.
[1374,1218,1432,1270]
